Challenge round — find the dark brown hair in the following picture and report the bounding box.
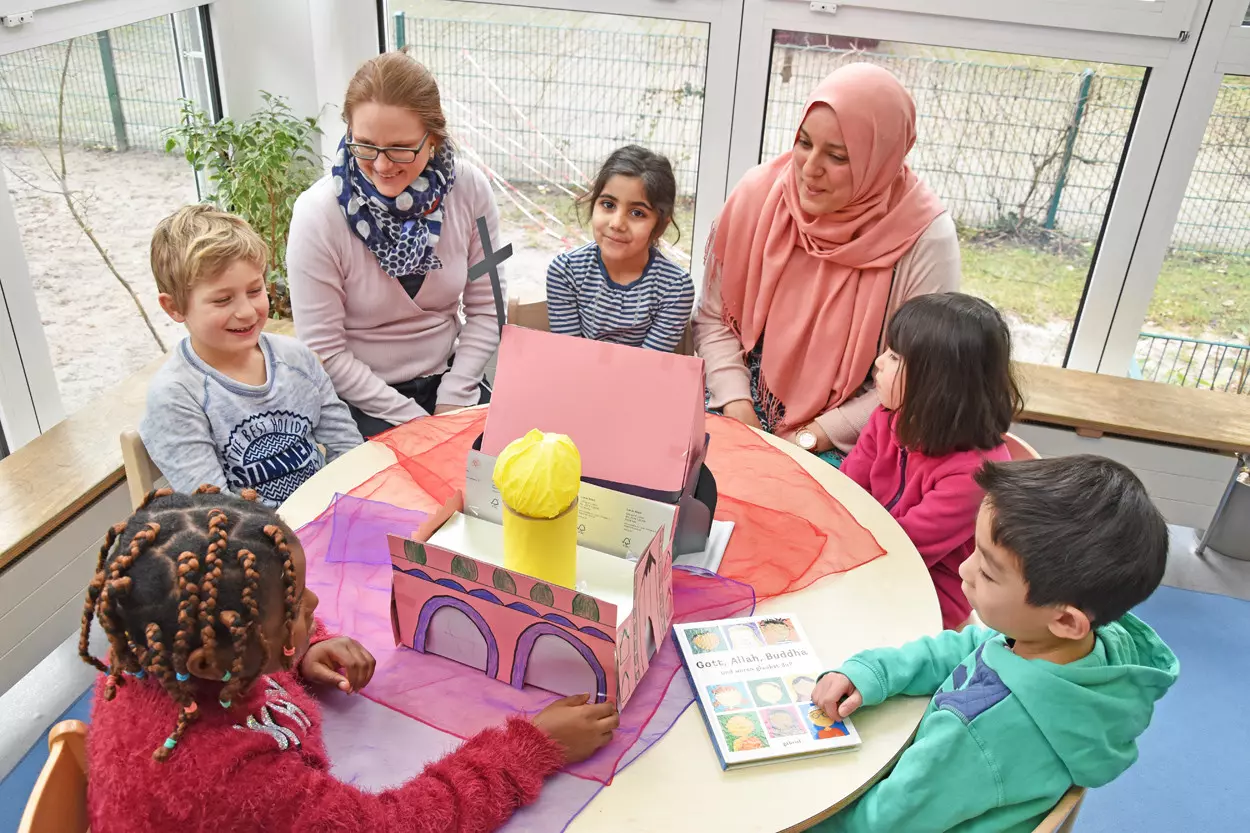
[886,292,1022,456]
[975,456,1168,627]
[78,487,297,761]
[579,145,680,245]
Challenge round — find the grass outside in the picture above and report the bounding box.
[961,229,1250,343]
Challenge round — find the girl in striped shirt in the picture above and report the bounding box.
[546,146,695,352]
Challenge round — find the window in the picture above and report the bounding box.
[1135,75,1250,393]
[762,35,1146,366]
[0,10,214,417]
[384,0,711,301]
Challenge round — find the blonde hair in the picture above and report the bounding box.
[150,205,269,310]
[343,47,450,149]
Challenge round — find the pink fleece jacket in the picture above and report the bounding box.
[841,406,1010,629]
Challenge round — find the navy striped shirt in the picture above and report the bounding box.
[545,243,695,352]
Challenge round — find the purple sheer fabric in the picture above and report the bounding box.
[297,494,755,787]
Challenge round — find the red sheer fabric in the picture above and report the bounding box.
[294,408,885,789]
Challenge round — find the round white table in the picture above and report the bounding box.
[280,425,941,832]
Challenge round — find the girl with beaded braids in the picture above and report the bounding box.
[81,487,618,832]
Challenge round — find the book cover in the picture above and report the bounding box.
[674,614,861,770]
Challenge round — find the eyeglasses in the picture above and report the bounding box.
[346,132,431,164]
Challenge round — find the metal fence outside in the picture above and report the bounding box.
[1136,333,1250,394]
[396,16,1250,259]
[765,48,1144,245]
[398,14,708,196]
[0,16,186,152]
[1173,79,1250,257]
[3,13,1248,391]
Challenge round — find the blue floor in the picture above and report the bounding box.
[2,586,1246,832]
[1077,586,1250,833]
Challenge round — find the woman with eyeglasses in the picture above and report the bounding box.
[287,49,502,437]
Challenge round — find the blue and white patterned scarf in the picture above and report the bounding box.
[331,136,456,298]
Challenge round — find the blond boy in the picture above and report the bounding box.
[140,205,361,506]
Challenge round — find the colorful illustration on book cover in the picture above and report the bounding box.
[787,674,818,703]
[748,678,792,708]
[718,711,770,752]
[758,617,800,645]
[805,706,850,740]
[724,622,765,651]
[684,626,727,654]
[707,682,750,713]
[762,706,806,739]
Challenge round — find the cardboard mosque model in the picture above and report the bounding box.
[388,325,714,705]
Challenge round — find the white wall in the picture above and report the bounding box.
[0,485,132,697]
[1010,423,1238,531]
[210,0,380,163]
[209,0,321,121]
[308,0,382,161]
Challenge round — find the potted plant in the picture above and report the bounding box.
[166,92,321,318]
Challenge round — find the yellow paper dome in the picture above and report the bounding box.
[492,429,582,519]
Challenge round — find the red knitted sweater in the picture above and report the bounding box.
[85,667,565,832]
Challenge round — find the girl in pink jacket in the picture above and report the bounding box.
[841,293,1022,629]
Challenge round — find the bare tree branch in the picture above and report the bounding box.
[52,38,168,353]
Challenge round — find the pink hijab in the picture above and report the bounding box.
[707,63,945,431]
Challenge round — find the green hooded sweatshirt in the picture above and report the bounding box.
[816,614,1178,833]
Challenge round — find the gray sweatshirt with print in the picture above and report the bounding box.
[139,334,363,507]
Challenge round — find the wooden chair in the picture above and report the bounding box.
[18,720,89,833]
[506,296,550,331]
[1032,785,1086,833]
[504,295,694,356]
[120,429,162,510]
[1004,431,1042,461]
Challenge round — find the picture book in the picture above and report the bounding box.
[674,613,861,770]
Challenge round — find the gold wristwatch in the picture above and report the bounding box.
[796,428,818,452]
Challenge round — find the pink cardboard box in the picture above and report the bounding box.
[389,491,675,706]
[483,325,706,501]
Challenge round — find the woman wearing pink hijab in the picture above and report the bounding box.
[695,63,959,464]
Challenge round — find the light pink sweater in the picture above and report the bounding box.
[694,212,961,453]
[287,162,504,426]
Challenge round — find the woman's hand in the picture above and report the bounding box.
[299,637,376,694]
[812,672,862,718]
[531,693,620,764]
[722,399,763,431]
[433,404,463,416]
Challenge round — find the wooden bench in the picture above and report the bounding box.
[1017,362,1250,455]
[1014,361,1249,545]
[0,318,296,572]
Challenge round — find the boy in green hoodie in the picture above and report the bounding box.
[812,455,1179,833]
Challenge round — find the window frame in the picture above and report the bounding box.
[1095,0,1250,374]
[378,0,745,285]
[769,0,1205,39]
[0,0,217,448]
[732,0,1206,372]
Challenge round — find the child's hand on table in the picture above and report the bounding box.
[300,637,376,694]
[532,693,620,764]
[812,672,862,719]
